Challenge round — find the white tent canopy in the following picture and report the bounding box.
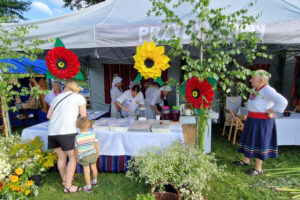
[4,0,300,52]
[3,0,300,111]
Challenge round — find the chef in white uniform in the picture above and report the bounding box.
[145,86,172,119]
[115,85,145,117]
[110,76,123,118]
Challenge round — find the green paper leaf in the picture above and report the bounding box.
[134,73,142,83]
[46,70,84,80]
[196,109,203,116]
[207,77,217,87]
[74,71,84,80]
[54,38,65,47]
[155,77,163,86]
[46,71,56,79]
[179,83,186,96]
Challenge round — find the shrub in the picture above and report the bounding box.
[126,141,225,200]
[0,136,57,199]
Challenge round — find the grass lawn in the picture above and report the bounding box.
[15,124,300,200]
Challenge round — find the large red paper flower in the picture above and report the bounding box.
[185,77,214,109]
[46,47,80,79]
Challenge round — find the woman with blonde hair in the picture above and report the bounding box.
[234,70,288,175]
[47,80,86,193]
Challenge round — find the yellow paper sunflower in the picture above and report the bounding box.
[133,41,170,80]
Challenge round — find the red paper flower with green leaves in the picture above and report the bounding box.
[185,77,214,109]
[46,47,80,79]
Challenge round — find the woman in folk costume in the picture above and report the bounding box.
[145,86,172,119]
[234,70,288,175]
[110,76,123,118]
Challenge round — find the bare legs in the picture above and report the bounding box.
[83,164,98,186]
[55,148,77,188]
[242,156,263,171]
[55,148,67,183]
[255,158,263,171]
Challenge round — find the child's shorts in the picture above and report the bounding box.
[79,153,98,167]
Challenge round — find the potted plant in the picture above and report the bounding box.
[126,141,224,200]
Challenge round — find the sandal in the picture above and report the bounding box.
[63,186,82,193]
[246,168,263,176]
[233,161,250,166]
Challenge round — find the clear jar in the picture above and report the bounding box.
[161,106,170,120]
[171,106,180,121]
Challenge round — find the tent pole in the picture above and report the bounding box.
[0,95,9,137]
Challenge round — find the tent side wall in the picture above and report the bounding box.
[88,59,110,111]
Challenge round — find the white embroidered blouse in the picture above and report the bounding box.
[247,85,288,113]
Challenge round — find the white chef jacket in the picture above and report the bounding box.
[110,86,123,118]
[145,88,164,119]
[117,89,145,116]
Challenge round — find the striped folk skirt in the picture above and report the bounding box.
[238,117,278,161]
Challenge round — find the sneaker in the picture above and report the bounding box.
[83,185,92,193]
[91,180,98,187]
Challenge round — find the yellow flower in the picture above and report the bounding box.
[10,175,19,183]
[25,189,31,196]
[133,41,170,80]
[26,180,34,187]
[10,185,17,191]
[15,168,23,175]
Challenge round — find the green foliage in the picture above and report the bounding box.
[0,0,31,22]
[136,193,156,200]
[62,0,105,10]
[8,136,57,177]
[126,141,225,199]
[148,0,273,99]
[0,17,46,116]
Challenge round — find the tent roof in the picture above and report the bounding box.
[0,57,47,74]
[3,0,300,51]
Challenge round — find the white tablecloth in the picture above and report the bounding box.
[86,110,108,120]
[21,110,108,150]
[237,107,300,146]
[21,118,185,156]
[275,113,300,145]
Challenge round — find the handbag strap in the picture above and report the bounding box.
[52,93,73,113]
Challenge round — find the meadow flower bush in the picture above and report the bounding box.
[126,141,225,200]
[9,137,57,177]
[0,136,57,199]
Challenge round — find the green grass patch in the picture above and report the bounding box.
[12,124,300,200]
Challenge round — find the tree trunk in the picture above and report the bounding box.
[0,95,8,137]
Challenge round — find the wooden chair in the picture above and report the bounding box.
[294,105,300,112]
[222,109,237,139]
[222,96,242,136]
[232,114,247,145]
